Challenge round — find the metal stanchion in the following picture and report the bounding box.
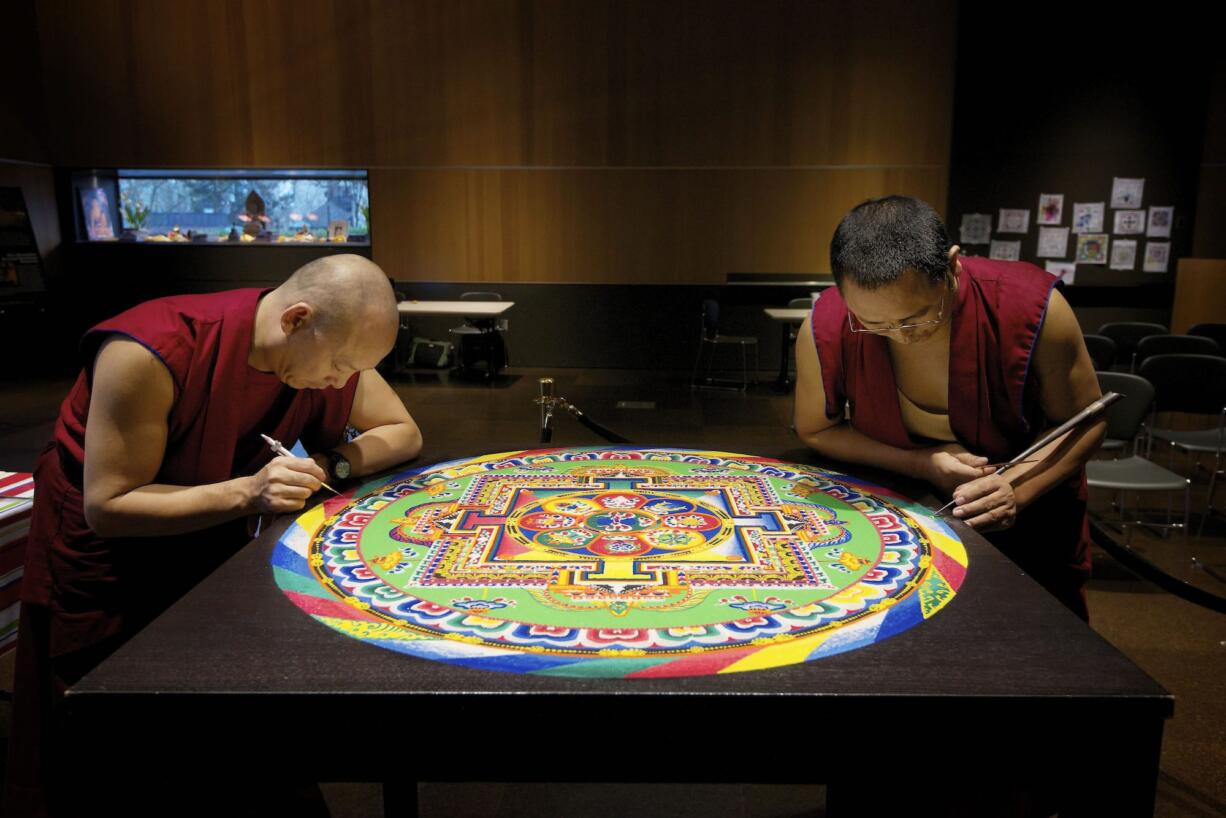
[533,377,631,445]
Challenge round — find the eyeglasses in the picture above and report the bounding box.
[846,291,949,335]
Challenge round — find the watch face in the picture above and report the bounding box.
[332,454,351,480]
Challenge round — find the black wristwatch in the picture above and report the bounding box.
[327,450,352,481]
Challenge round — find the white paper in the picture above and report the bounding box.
[1143,241,1170,273]
[990,240,1021,261]
[960,213,992,245]
[1111,177,1145,209]
[1110,239,1137,270]
[1037,194,1064,225]
[1045,261,1076,286]
[1076,233,1109,265]
[1147,206,1174,238]
[1037,227,1070,258]
[1113,210,1146,235]
[1072,202,1105,233]
[998,208,1031,234]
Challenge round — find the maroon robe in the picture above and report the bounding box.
[810,256,1092,620]
[5,288,359,817]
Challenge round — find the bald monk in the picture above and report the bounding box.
[4,254,421,816]
[795,196,1104,620]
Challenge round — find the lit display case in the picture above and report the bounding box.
[73,169,369,245]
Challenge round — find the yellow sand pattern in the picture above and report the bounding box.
[317,615,434,642]
[721,630,833,673]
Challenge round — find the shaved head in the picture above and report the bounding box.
[279,254,398,349]
[249,254,400,388]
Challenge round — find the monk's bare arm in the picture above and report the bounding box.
[793,317,988,495]
[326,369,422,476]
[1001,290,1104,506]
[82,337,323,537]
[950,290,1105,527]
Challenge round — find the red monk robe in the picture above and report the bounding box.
[5,288,359,817]
[810,255,1092,620]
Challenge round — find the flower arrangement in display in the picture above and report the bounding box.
[121,195,150,232]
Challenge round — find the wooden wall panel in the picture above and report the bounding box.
[1,0,48,163]
[127,1,256,166]
[370,167,948,283]
[239,0,375,166]
[38,3,137,166]
[38,0,373,167]
[368,0,956,167]
[1171,258,1226,335]
[369,1,526,166]
[35,0,956,283]
[39,0,954,168]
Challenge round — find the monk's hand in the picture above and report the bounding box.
[920,444,992,497]
[950,473,1018,532]
[250,455,326,513]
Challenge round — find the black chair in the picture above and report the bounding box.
[1140,354,1226,535]
[390,289,413,374]
[1082,334,1117,372]
[691,299,759,390]
[1134,334,1220,368]
[785,297,814,347]
[1189,322,1226,352]
[1086,371,1190,542]
[449,291,508,378]
[1096,322,1167,372]
[1095,372,1155,455]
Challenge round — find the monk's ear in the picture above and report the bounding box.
[947,245,963,279]
[280,302,315,337]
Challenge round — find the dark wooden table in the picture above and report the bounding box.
[63,447,1173,817]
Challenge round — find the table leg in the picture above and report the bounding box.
[384,781,420,818]
[1064,717,1165,817]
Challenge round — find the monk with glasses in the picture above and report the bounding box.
[795,196,1104,619]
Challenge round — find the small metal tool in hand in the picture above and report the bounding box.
[934,391,1123,517]
[260,433,341,496]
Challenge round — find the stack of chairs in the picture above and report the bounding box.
[1086,336,1226,539]
[1142,354,1226,535]
[1082,334,1117,371]
[1087,372,1190,542]
[1134,335,1220,369]
[1096,322,1167,372]
[1095,321,1223,372]
[1189,322,1226,351]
